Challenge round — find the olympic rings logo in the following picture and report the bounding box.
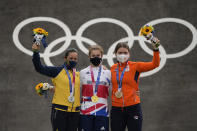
[12,17,197,77]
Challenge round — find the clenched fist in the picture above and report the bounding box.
[32,43,40,51]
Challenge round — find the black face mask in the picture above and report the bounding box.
[65,61,77,69]
[90,57,102,66]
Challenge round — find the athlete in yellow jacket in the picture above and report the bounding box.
[32,43,80,131]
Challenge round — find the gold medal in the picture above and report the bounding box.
[91,95,99,103]
[115,91,123,98]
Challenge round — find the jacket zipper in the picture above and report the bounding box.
[122,93,125,107]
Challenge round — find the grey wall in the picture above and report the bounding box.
[0,0,197,131]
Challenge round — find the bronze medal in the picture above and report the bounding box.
[115,91,123,98]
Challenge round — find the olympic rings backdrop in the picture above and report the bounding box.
[1,0,197,131]
[12,17,197,77]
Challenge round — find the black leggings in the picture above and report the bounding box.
[79,115,109,131]
[110,104,143,131]
[51,108,80,131]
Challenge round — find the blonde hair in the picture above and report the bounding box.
[88,45,104,56]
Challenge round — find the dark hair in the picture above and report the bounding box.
[114,42,130,54]
[64,48,78,58]
[88,45,104,56]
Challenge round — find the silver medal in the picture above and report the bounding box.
[68,95,75,103]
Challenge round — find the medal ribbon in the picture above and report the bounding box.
[64,65,76,96]
[90,66,102,96]
[116,62,128,91]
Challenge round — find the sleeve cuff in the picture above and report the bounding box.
[33,49,39,53]
[153,49,159,52]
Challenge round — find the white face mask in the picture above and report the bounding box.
[116,54,129,63]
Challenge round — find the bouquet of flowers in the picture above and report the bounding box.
[33,28,48,48]
[35,83,54,97]
[140,25,160,48]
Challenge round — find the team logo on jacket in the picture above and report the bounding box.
[125,65,130,72]
[86,71,90,74]
[134,115,139,120]
[100,126,105,130]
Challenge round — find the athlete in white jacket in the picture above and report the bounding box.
[79,45,111,131]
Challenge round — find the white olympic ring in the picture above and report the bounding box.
[12,17,197,77]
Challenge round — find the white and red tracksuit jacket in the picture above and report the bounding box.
[80,65,111,117]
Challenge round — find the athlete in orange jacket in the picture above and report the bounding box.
[110,38,160,131]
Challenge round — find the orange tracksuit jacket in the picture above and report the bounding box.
[111,51,160,107]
